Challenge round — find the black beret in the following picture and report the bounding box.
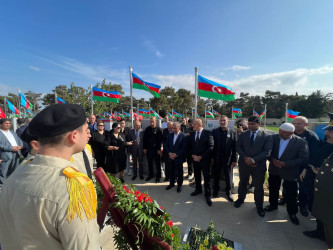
[20,125,38,143]
[29,104,86,138]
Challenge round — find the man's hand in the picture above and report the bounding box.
[12,146,19,152]
[17,146,22,150]
[299,169,307,182]
[311,166,319,175]
[192,155,201,162]
[231,162,237,168]
[157,150,161,155]
[143,149,147,154]
[244,157,253,166]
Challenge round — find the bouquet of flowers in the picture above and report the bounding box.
[97,175,181,249]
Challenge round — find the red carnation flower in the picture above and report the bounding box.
[212,246,218,250]
[171,234,174,237]
[166,220,173,227]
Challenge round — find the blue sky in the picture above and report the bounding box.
[1,0,333,99]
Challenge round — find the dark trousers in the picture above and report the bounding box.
[132,148,143,176]
[269,174,298,215]
[324,223,333,249]
[146,148,161,178]
[298,172,315,211]
[213,162,232,193]
[193,160,211,197]
[0,153,20,187]
[238,165,265,208]
[169,159,183,187]
[186,154,193,175]
[164,158,170,179]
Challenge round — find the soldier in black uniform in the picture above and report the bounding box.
[308,113,333,248]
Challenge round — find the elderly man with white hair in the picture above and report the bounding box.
[265,123,309,225]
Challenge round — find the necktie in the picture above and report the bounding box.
[82,150,93,179]
[195,132,200,145]
[250,132,255,146]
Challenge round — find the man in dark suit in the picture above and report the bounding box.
[188,119,214,206]
[120,119,132,175]
[165,122,187,192]
[212,115,237,201]
[265,123,309,225]
[143,117,163,183]
[16,118,30,158]
[128,120,144,180]
[185,119,194,179]
[310,115,333,248]
[235,115,273,217]
[162,121,173,182]
[0,118,23,188]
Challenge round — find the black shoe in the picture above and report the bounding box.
[155,178,160,183]
[206,196,212,206]
[146,176,152,181]
[300,207,309,217]
[164,177,169,182]
[303,230,325,241]
[234,199,244,208]
[191,189,202,196]
[226,192,234,202]
[289,214,299,225]
[212,191,218,198]
[257,207,265,217]
[185,174,192,179]
[177,186,182,193]
[132,175,137,181]
[278,198,286,205]
[165,185,174,190]
[264,205,278,212]
[140,175,144,180]
[120,178,125,184]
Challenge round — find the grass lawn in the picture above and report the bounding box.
[265,126,279,133]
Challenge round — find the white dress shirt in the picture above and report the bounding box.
[278,137,291,159]
[0,129,18,146]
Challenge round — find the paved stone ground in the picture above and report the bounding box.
[99,165,328,250]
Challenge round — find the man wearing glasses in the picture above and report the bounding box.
[0,118,23,189]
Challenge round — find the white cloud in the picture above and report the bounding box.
[230,66,333,96]
[152,74,194,91]
[142,40,164,58]
[226,65,251,71]
[0,83,20,96]
[29,66,40,71]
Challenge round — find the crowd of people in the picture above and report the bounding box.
[0,104,332,249]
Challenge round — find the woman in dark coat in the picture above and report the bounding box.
[105,122,132,183]
[89,120,107,169]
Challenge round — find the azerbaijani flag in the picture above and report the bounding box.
[6,99,20,114]
[286,109,300,121]
[168,112,173,117]
[253,110,259,116]
[260,109,266,119]
[205,110,215,118]
[57,97,66,104]
[150,108,162,119]
[138,108,150,117]
[212,109,221,116]
[92,87,121,103]
[232,108,242,119]
[172,110,183,118]
[0,106,6,118]
[132,73,161,98]
[122,111,130,118]
[19,93,33,110]
[198,75,235,101]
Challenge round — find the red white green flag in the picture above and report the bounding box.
[19,93,33,110]
[198,75,235,101]
[0,106,6,118]
[205,110,215,118]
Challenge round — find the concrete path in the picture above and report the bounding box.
[99,166,327,250]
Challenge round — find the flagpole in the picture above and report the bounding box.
[194,67,198,119]
[4,98,7,117]
[90,84,94,115]
[231,106,233,120]
[264,104,267,131]
[129,66,134,128]
[55,91,58,104]
[18,89,21,118]
[285,103,288,122]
